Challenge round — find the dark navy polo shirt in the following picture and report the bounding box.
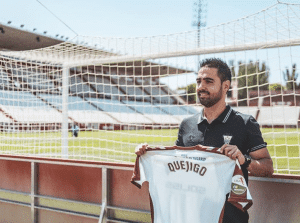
[175,105,267,182]
[175,105,267,223]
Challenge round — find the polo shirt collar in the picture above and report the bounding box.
[198,105,233,124]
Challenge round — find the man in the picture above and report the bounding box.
[136,58,273,222]
[72,124,79,137]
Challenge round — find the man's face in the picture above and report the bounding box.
[196,66,225,108]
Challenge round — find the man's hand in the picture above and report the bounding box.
[220,144,246,165]
[135,143,148,156]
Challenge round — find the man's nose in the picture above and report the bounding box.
[197,82,205,91]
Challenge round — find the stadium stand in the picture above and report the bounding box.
[141,76,175,104]
[0,91,63,123]
[0,69,14,90]
[118,76,150,101]
[123,100,163,114]
[123,100,180,125]
[0,91,46,107]
[88,98,134,113]
[233,106,258,119]
[103,75,123,97]
[68,110,117,125]
[0,112,13,123]
[258,106,300,127]
[12,69,55,92]
[81,74,124,99]
[87,98,153,124]
[39,93,118,125]
[70,75,95,97]
[39,94,96,111]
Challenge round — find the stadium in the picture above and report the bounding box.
[0,1,299,223]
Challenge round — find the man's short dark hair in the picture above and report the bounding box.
[199,58,231,83]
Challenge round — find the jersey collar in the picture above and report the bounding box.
[198,105,233,124]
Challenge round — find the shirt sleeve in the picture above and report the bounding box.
[175,120,185,146]
[246,116,267,153]
[227,161,253,212]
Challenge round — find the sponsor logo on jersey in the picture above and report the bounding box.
[180,154,206,161]
[231,175,247,195]
[223,135,232,144]
[167,160,207,176]
[165,182,206,194]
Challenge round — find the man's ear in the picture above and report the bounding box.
[223,80,231,94]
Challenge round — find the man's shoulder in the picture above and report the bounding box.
[230,108,255,125]
[181,112,201,125]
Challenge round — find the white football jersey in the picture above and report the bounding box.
[131,145,252,223]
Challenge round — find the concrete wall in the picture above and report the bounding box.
[0,154,299,223]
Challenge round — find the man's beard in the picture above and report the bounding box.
[198,87,223,108]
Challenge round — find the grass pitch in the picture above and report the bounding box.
[0,128,299,174]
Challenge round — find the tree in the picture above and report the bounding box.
[237,61,269,106]
[283,64,299,90]
[177,83,197,104]
[186,83,197,104]
[228,60,236,98]
[269,83,284,91]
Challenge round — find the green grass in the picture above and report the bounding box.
[0,128,299,174]
[0,128,299,222]
[261,128,300,174]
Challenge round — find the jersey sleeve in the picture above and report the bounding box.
[175,119,185,146]
[227,160,253,212]
[246,116,267,153]
[131,155,147,189]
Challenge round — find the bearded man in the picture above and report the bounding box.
[136,58,273,223]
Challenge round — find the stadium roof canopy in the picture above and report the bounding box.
[0,23,194,75]
[0,23,63,51]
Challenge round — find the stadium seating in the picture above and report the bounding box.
[0,91,63,123]
[86,98,153,124]
[232,106,258,118]
[124,101,163,114]
[0,70,13,90]
[39,94,121,124]
[122,100,180,124]
[39,94,98,111]
[103,76,123,96]
[68,110,117,124]
[0,112,13,123]
[158,104,196,116]
[70,75,95,96]
[0,90,46,107]
[258,106,300,126]
[1,106,65,123]
[10,67,57,92]
[88,98,135,113]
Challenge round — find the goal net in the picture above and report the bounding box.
[0,2,299,174]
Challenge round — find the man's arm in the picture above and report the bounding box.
[248,147,273,177]
[220,145,274,177]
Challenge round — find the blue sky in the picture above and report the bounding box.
[1,0,300,89]
[1,0,295,39]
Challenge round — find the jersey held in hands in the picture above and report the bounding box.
[131,145,253,223]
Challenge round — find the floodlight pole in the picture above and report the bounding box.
[192,0,207,69]
[62,64,69,159]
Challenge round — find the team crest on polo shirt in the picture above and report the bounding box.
[188,134,195,143]
[223,135,232,144]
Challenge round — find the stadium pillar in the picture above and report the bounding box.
[31,162,38,223]
[62,65,69,158]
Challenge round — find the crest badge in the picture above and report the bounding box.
[223,135,232,145]
[188,134,195,143]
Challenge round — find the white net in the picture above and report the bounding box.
[0,2,300,174]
